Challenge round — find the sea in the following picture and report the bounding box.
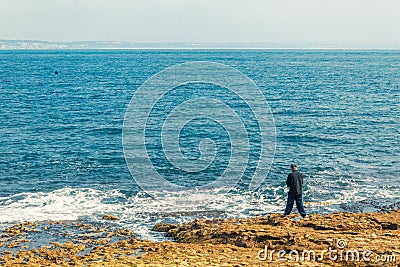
[0,50,399,241]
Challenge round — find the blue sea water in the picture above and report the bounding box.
[0,50,399,240]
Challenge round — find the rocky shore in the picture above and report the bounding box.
[1,210,399,266]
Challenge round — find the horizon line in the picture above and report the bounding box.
[1,39,399,50]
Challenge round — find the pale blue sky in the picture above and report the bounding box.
[1,0,399,47]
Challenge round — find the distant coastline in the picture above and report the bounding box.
[1,39,399,50]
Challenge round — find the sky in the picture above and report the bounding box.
[1,0,399,47]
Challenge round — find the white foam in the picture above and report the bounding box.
[1,183,398,240]
[0,188,125,223]
[0,186,284,238]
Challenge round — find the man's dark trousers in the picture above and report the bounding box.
[284,193,306,217]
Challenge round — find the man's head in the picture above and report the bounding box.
[290,164,297,172]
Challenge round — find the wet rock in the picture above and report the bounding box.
[1,210,399,266]
[113,228,135,237]
[152,223,176,232]
[6,239,30,248]
[102,214,119,221]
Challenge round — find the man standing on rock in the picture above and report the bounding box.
[284,164,307,218]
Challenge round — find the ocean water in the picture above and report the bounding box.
[0,50,399,240]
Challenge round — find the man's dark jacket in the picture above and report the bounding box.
[286,171,303,195]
